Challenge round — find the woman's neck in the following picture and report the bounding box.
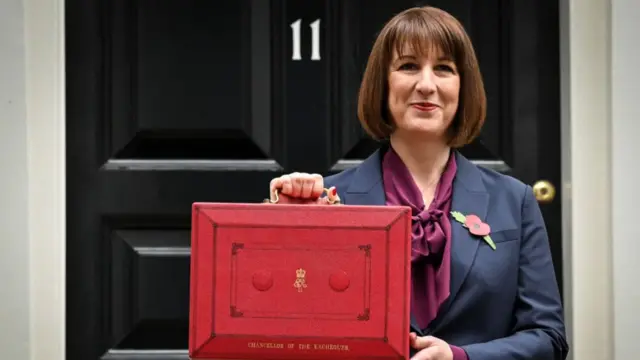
[389,132,451,196]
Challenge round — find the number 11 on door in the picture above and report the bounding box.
[290,19,321,61]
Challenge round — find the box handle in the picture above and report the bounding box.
[263,187,342,205]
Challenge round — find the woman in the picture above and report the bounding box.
[269,6,568,360]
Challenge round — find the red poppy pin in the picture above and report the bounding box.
[450,211,496,250]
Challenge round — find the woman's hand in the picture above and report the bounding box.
[410,333,453,360]
[268,173,335,204]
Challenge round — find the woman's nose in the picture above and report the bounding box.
[415,68,437,93]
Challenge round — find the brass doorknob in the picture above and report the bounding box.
[532,180,556,203]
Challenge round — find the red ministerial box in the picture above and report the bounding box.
[189,202,411,360]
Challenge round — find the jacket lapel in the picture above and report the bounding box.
[342,149,386,206]
[429,152,489,332]
[447,152,489,304]
[342,148,423,334]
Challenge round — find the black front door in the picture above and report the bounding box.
[66,0,561,359]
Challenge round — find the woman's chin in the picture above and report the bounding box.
[395,125,448,141]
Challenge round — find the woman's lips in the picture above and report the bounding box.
[411,103,438,111]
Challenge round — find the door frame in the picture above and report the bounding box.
[18,0,615,359]
[22,0,66,358]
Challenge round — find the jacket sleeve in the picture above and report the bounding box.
[460,185,569,360]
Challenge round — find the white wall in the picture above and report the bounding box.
[611,0,640,358]
[0,0,30,358]
[563,0,640,359]
[0,0,636,359]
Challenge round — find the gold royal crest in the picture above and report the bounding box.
[293,268,307,292]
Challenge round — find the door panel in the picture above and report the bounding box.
[66,1,561,359]
[108,0,279,166]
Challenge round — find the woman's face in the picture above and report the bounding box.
[387,45,460,141]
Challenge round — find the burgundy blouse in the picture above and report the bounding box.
[382,147,468,360]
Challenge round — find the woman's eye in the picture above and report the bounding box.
[399,63,419,71]
[435,64,455,72]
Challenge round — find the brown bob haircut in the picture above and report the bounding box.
[357,6,486,148]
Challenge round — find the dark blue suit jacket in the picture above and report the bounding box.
[324,148,569,360]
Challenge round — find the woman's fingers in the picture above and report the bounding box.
[268,173,329,204]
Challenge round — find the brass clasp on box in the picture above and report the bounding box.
[263,187,341,205]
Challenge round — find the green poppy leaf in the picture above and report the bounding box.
[483,235,497,251]
[450,211,466,224]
